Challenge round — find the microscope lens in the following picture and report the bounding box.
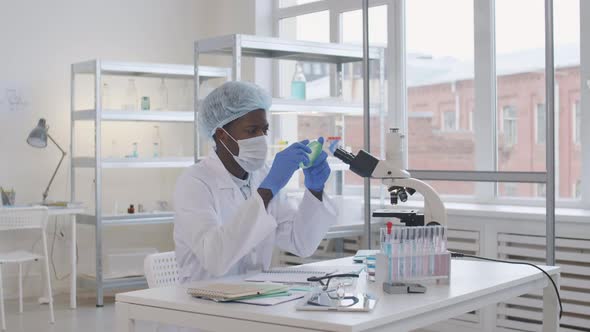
[399,190,408,202]
[390,193,398,205]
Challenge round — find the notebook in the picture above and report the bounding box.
[234,291,306,306]
[245,267,338,284]
[186,282,288,302]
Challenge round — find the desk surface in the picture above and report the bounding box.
[47,206,85,215]
[116,257,559,332]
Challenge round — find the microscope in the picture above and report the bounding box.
[333,128,447,227]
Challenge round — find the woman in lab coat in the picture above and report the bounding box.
[174,81,337,283]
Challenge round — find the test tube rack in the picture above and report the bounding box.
[375,224,451,285]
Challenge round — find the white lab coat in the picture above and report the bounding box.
[173,151,338,284]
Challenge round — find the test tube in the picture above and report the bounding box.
[404,228,412,280]
[398,228,405,280]
[409,228,417,279]
[428,227,435,276]
[441,226,448,252]
[423,227,429,278]
[441,227,448,276]
[380,227,387,253]
[416,227,423,278]
[392,227,400,282]
[434,226,442,275]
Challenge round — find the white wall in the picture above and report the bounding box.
[0,0,226,298]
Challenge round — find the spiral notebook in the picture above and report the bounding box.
[245,267,338,284]
[186,282,288,302]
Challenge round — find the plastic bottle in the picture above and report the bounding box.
[299,140,323,169]
[291,63,306,100]
[124,79,138,111]
[153,125,161,158]
[132,142,139,158]
[157,78,169,111]
[141,96,150,111]
[102,82,111,110]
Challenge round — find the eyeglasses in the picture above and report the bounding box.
[306,273,360,307]
[307,273,360,292]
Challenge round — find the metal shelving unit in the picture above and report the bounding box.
[195,34,386,257]
[70,60,230,306]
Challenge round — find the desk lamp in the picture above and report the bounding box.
[27,118,67,204]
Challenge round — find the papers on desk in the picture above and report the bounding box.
[245,267,337,284]
[187,282,288,302]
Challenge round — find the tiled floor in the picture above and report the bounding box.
[1,294,155,332]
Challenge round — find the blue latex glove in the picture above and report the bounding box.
[303,137,331,192]
[259,140,312,196]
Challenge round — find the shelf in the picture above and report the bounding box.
[72,60,230,79]
[72,157,194,169]
[73,109,195,122]
[271,98,380,115]
[77,212,175,226]
[73,100,380,123]
[196,34,384,64]
[78,275,147,290]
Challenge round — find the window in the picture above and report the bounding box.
[535,103,546,144]
[502,106,518,146]
[574,100,581,144]
[273,0,585,205]
[406,0,476,193]
[442,111,456,131]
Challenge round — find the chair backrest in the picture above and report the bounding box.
[144,251,179,288]
[0,206,49,232]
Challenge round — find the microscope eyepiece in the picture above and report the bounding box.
[333,147,355,165]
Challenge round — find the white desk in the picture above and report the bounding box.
[46,206,84,309]
[115,257,560,332]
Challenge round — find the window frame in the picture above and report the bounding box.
[271,0,588,209]
[535,103,546,145]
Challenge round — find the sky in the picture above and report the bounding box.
[290,0,580,61]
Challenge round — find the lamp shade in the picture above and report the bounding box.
[27,118,48,148]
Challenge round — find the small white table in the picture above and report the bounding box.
[115,257,560,332]
[44,206,84,309]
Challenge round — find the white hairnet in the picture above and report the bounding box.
[199,81,272,137]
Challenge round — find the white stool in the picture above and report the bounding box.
[0,206,54,330]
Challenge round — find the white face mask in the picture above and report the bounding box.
[218,128,268,172]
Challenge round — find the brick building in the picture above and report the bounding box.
[297,47,581,199]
